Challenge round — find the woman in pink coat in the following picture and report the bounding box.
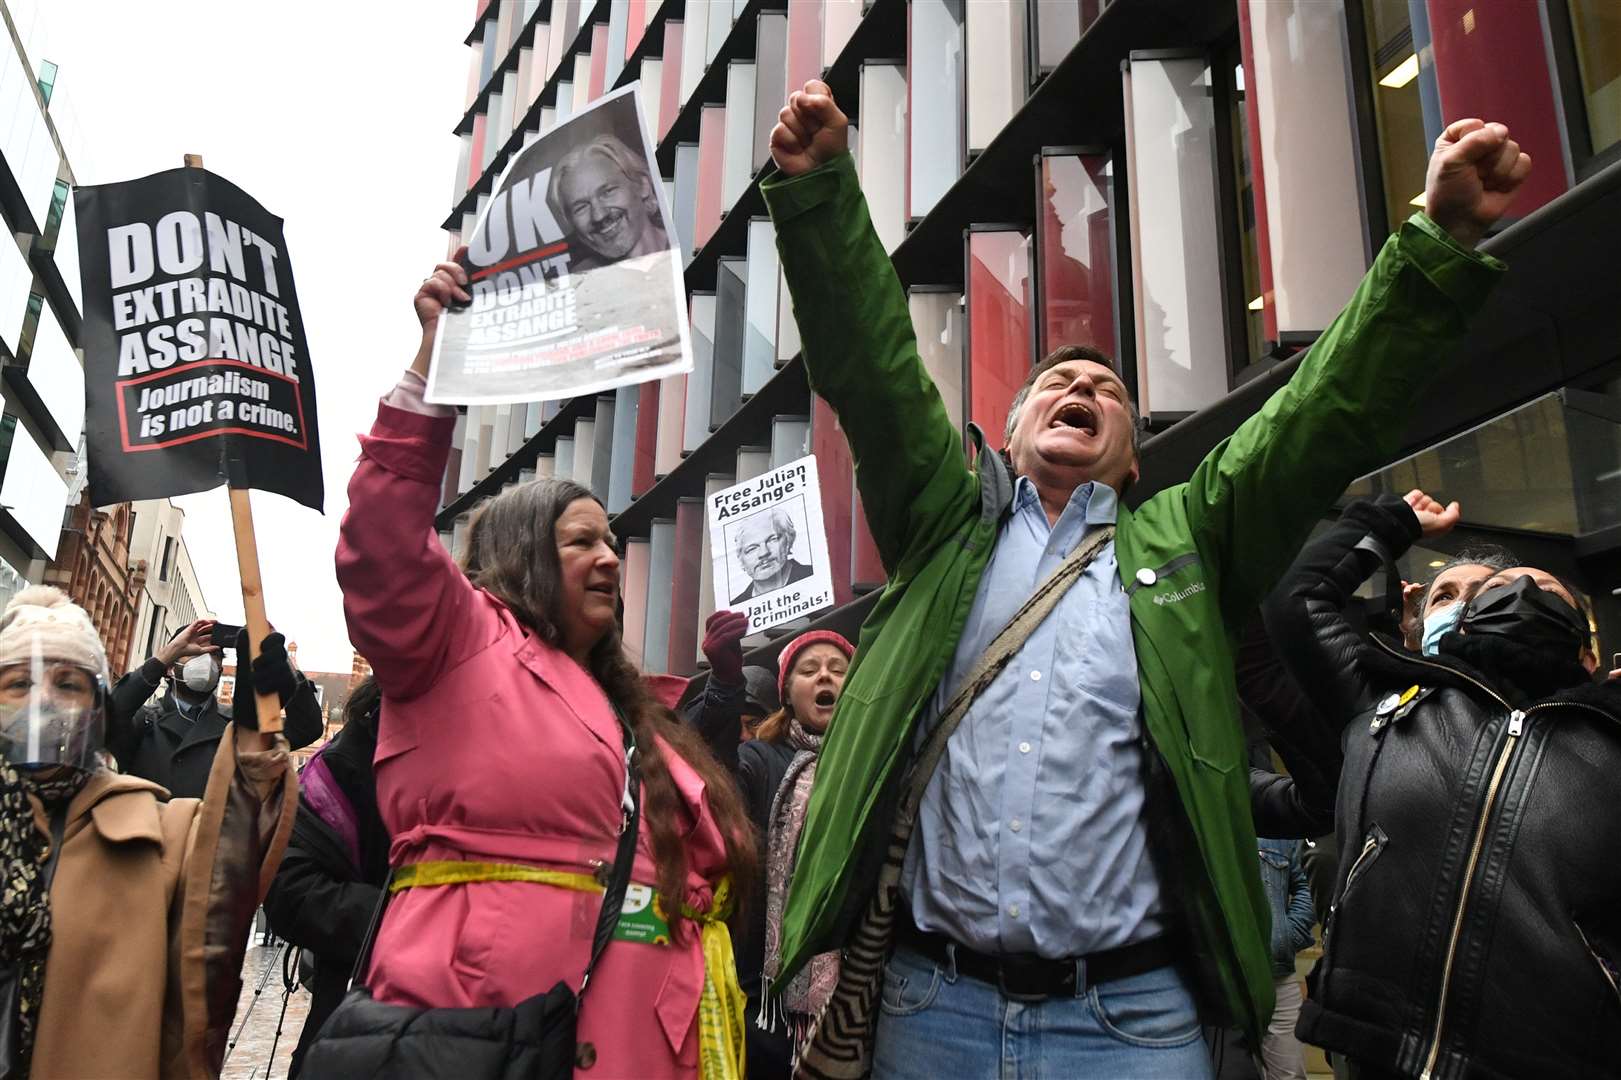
[326,251,757,1078]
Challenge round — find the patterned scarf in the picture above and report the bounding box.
[0,764,82,1074]
[759,718,840,1057]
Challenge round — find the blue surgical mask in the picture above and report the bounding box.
[1421,603,1463,656]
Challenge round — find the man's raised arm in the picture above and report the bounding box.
[761,81,977,575]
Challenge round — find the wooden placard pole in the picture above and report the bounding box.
[185,152,283,733]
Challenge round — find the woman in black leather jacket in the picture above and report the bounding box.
[1264,490,1619,1080]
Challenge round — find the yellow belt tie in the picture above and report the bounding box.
[392,862,746,1080]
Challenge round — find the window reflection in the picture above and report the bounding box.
[1569,0,1621,158]
[1364,0,1430,234]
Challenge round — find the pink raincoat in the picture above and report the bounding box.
[336,399,728,1078]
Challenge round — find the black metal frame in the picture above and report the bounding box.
[1339,0,1392,261]
[1542,0,1621,184]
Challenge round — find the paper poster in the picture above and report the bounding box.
[706,455,834,633]
[74,167,323,511]
[428,83,692,405]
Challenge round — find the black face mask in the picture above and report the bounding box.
[1458,575,1585,652]
[1440,575,1591,697]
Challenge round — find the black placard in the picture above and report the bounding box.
[74,167,323,511]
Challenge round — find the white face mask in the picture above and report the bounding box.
[180,654,221,694]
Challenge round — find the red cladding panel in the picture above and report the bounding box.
[785,0,823,98]
[1426,0,1568,215]
[967,230,1031,451]
[469,113,488,190]
[659,22,685,140]
[633,379,660,497]
[811,396,853,605]
[589,23,609,100]
[626,0,647,59]
[695,105,727,250]
[850,482,885,592]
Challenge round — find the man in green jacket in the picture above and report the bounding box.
[761,79,1527,1076]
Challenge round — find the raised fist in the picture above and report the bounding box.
[1423,119,1532,248]
[770,80,849,178]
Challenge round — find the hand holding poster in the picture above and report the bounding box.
[707,455,834,633]
[429,83,691,404]
[74,167,323,512]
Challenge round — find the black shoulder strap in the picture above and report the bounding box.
[579,710,640,1000]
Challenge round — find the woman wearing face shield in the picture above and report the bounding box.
[0,587,295,1077]
[1262,490,1619,1079]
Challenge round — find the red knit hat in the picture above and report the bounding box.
[776,629,855,703]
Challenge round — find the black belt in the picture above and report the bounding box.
[896,915,1180,1002]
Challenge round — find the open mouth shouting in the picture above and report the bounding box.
[1049,400,1097,436]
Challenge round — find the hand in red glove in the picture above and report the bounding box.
[702,610,750,686]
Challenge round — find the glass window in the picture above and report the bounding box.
[965,0,1027,156]
[683,292,716,453]
[643,518,676,674]
[907,0,965,222]
[742,218,779,396]
[1122,54,1230,417]
[35,59,56,107]
[722,62,758,208]
[668,497,703,677]
[965,227,1032,450]
[1035,150,1119,364]
[710,257,747,431]
[1363,0,1568,232]
[910,286,965,431]
[1567,0,1621,159]
[755,12,789,170]
[856,61,906,253]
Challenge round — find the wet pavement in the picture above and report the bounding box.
[219,942,309,1080]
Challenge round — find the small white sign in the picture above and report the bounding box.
[706,454,834,633]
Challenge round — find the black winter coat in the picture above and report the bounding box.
[1265,495,1621,1080]
[685,679,795,1077]
[264,711,389,1078]
[108,657,324,798]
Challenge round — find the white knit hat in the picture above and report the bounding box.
[0,586,110,681]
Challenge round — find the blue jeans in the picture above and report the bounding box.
[871,946,1212,1080]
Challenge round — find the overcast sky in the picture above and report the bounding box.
[47,1,469,671]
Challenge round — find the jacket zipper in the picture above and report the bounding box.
[1367,640,1524,1080]
[1417,707,1521,1080]
[1366,638,1621,1077]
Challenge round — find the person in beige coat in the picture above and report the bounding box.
[0,585,295,1078]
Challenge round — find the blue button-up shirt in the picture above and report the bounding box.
[900,477,1168,958]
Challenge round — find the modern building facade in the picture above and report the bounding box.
[436,0,1621,673]
[125,497,212,673]
[0,0,89,614]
